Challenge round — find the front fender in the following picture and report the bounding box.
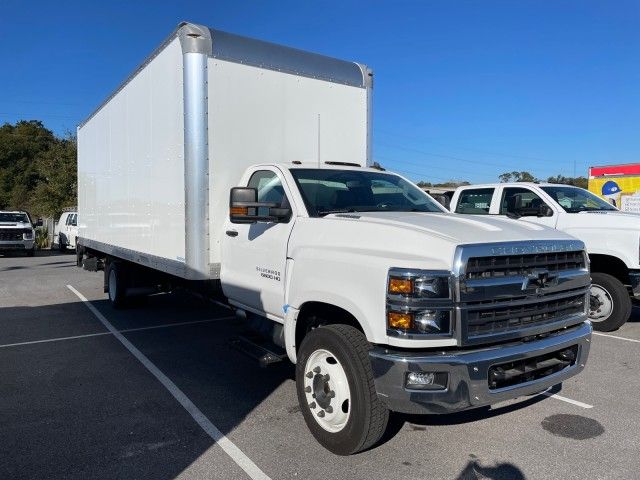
[565,227,638,269]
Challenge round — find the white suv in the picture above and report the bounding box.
[0,211,35,256]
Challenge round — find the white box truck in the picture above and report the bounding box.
[77,22,592,455]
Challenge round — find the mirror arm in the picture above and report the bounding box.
[233,201,279,208]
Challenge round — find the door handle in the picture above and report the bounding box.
[226,230,238,237]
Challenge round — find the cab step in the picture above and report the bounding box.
[229,334,287,368]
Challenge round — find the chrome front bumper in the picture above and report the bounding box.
[369,321,592,415]
[0,239,34,250]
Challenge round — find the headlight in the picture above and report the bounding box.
[387,268,454,337]
[388,270,451,299]
[388,309,451,334]
[23,228,34,240]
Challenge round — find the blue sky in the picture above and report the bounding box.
[1,0,638,184]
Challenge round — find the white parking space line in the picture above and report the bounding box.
[0,317,235,349]
[540,390,593,409]
[67,285,271,480]
[0,331,112,349]
[593,332,640,344]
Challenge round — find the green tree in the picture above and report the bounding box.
[547,174,588,189]
[498,171,538,183]
[0,120,77,218]
[33,133,77,217]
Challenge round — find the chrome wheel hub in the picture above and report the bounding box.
[303,349,351,433]
[589,284,613,321]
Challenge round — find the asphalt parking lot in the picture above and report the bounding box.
[1,252,639,480]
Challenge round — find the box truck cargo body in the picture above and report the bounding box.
[78,22,372,280]
[77,22,592,455]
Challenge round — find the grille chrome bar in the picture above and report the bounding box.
[0,229,24,241]
[465,251,586,279]
[453,241,590,346]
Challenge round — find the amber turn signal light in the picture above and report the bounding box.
[388,277,412,294]
[230,207,248,216]
[388,311,412,330]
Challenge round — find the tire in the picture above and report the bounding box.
[76,246,83,268]
[589,272,631,332]
[107,262,129,309]
[26,248,35,257]
[296,324,389,455]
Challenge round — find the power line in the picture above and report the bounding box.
[376,141,517,169]
[1,100,83,107]
[376,143,584,180]
[376,130,568,166]
[0,112,77,119]
[375,154,483,176]
[388,166,466,183]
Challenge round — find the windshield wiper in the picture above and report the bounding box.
[317,208,358,217]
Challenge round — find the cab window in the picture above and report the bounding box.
[455,188,494,214]
[500,187,548,217]
[247,170,291,221]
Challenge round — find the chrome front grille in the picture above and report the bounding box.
[465,251,587,280]
[0,229,23,241]
[455,241,590,346]
[466,289,587,338]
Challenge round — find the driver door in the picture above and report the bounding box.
[221,167,296,320]
[497,186,558,228]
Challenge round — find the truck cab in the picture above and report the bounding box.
[218,165,592,453]
[450,182,640,331]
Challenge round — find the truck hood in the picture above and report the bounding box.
[562,210,640,230]
[328,211,574,244]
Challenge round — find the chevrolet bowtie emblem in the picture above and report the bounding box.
[522,269,559,293]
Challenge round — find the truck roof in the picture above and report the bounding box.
[266,163,401,175]
[80,22,372,128]
[456,182,562,189]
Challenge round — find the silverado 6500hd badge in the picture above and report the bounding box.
[256,266,281,282]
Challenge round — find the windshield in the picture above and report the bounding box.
[290,168,445,217]
[541,186,618,213]
[0,212,29,223]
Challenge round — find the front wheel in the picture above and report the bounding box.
[589,272,631,332]
[296,324,389,455]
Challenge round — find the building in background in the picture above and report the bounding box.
[588,163,640,213]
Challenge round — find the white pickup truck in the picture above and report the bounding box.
[53,210,78,251]
[0,210,35,257]
[76,22,592,455]
[451,182,640,331]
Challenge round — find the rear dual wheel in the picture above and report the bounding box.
[295,324,388,455]
[107,262,128,309]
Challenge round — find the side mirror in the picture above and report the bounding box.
[538,204,554,217]
[229,187,290,224]
[34,219,43,227]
